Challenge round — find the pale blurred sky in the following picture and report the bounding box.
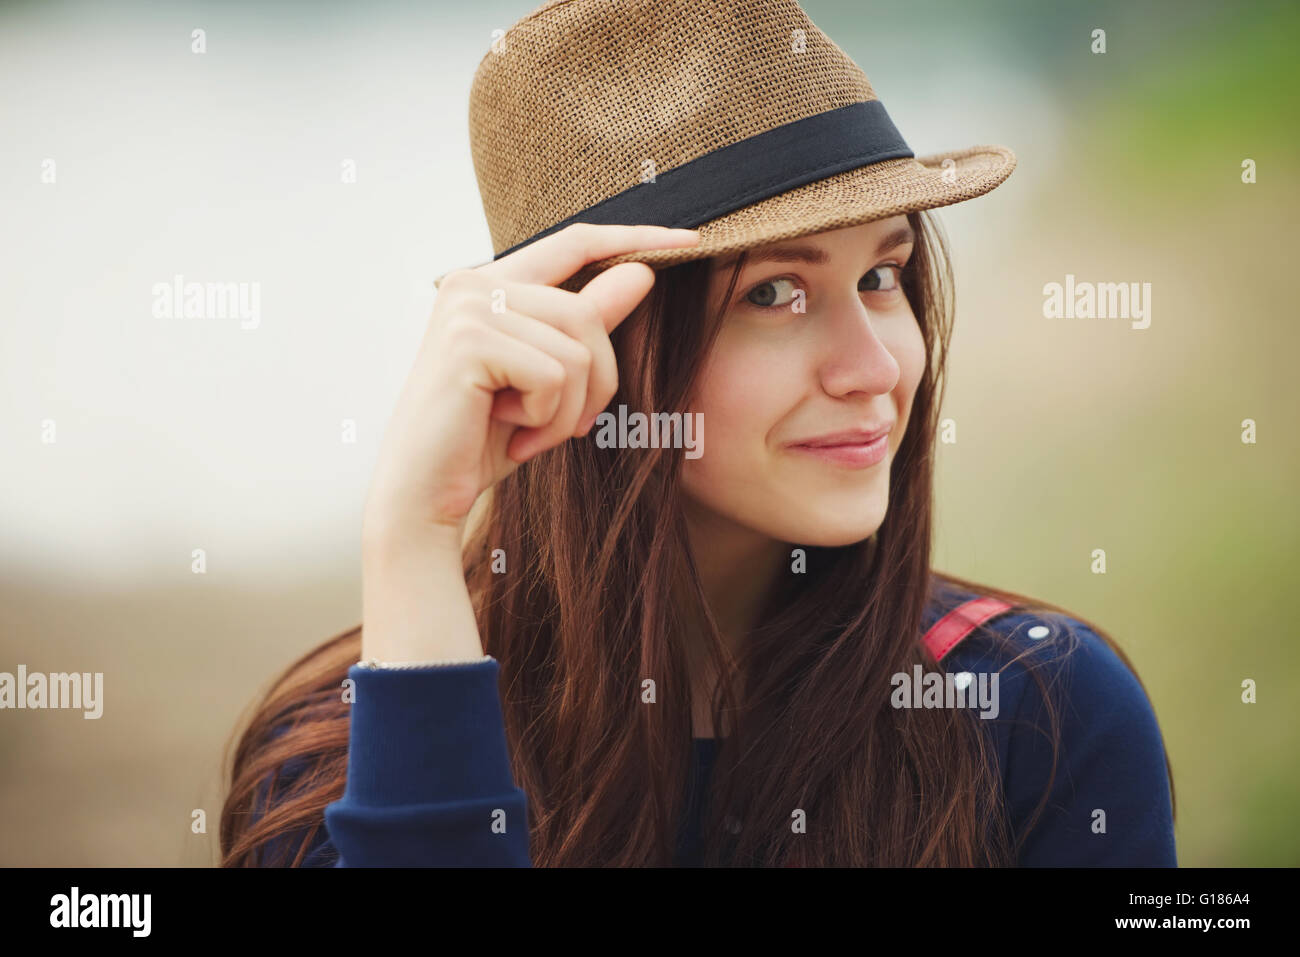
[1,0,1065,585]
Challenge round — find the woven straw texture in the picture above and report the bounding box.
[436,0,1016,291]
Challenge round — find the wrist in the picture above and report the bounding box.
[362,508,466,559]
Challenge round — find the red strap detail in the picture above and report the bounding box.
[921,596,1014,662]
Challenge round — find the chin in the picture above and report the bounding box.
[798,522,883,549]
[764,499,888,549]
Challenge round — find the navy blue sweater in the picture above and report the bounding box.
[256,582,1177,866]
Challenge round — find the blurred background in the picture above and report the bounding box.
[1,0,1296,866]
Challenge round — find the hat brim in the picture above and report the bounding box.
[434,144,1014,293]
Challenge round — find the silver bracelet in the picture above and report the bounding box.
[357,654,494,670]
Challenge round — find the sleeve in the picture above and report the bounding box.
[321,658,532,867]
[1001,622,1177,867]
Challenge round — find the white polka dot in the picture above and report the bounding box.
[952,672,974,691]
[1027,625,1051,640]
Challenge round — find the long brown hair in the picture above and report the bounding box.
[221,210,1175,866]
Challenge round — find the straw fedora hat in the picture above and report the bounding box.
[434,0,1016,294]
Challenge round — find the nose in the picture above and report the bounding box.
[815,295,902,398]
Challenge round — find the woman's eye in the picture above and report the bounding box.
[860,264,903,293]
[745,277,799,308]
[742,266,904,311]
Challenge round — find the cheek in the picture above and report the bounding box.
[885,315,927,430]
[683,334,792,485]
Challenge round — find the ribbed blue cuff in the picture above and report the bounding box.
[340,658,518,807]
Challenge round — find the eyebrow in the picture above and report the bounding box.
[715,224,916,272]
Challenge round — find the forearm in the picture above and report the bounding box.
[360,519,483,664]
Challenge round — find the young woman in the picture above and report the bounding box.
[219,0,1177,868]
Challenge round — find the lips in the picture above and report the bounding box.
[789,425,892,448]
[786,424,893,470]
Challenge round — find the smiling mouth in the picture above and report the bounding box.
[787,430,891,469]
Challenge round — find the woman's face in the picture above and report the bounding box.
[682,215,926,549]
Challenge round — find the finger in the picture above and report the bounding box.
[482,222,699,289]
[478,279,620,434]
[459,321,567,443]
[478,307,592,446]
[489,388,533,427]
